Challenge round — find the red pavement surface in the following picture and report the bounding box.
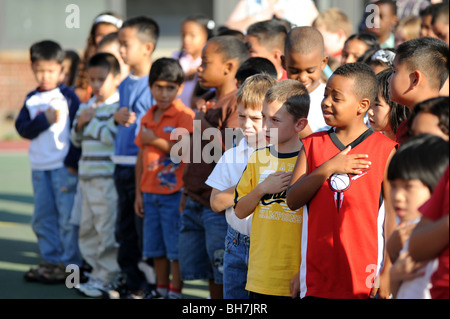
[0,140,30,153]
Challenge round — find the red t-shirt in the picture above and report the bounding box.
[135,99,194,194]
[419,166,449,299]
[301,129,397,299]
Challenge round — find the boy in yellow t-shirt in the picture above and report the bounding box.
[234,80,309,299]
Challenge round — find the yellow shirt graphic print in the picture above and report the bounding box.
[234,146,303,296]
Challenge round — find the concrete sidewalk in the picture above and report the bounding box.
[0,152,208,299]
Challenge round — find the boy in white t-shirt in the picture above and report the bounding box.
[282,26,331,137]
[205,74,277,299]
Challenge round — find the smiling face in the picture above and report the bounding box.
[390,178,430,222]
[283,49,328,93]
[321,75,362,128]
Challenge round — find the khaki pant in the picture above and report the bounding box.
[79,177,119,283]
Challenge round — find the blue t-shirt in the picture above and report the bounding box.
[114,73,155,164]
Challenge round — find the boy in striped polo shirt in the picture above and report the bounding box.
[71,52,122,298]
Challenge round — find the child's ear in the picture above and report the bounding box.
[224,60,235,76]
[295,118,309,133]
[321,56,329,70]
[358,98,371,114]
[144,42,155,56]
[409,70,423,90]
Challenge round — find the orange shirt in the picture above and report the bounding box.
[135,99,195,194]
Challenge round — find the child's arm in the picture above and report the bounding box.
[287,146,371,211]
[235,171,292,219]
[81,110,117,146]
[15,104,53,140]
[134,148,144,218]
[210,186,236,213]
[140,127,175,154]
[408,214,449,262]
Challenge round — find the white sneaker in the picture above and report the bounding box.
[77,277,120,299]
[138,260,156,285]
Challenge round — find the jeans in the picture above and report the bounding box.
[223,225,250,299]
[31,167,82,266]
[142,192,181,260]
[114,165,147,291]
[178,197,228,284]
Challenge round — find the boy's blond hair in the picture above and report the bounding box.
[396,16,421,41]
[236,74,277,110]
[313,8,353,39]
[265,79,310,120]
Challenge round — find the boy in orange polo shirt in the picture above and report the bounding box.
[134,58,195,299]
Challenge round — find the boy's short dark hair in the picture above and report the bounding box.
[387,133,449,192]
[30,40,65,64]
[98,32,119,48]
[374,0,397,16]
[208,35,249,66]
[246,19,287,52]
[87,52,121,76]
[396,37,449,90]
[149,58,185,87]
[265,79,310,120]
[235,57,278,84]
[333,62,379,106]
[376,68,409,135]
[121,16,160,47]
[285,26,325,58]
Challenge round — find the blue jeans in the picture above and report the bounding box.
[31,167,82,266]
[223,225,250,299]
[178,197,228,284]
[142,192,181,260]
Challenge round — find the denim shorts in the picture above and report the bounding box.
[178,197,228,284]
[142,191,181,260]
[223,225,250,299]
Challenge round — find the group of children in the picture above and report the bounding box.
[14,0,449,300]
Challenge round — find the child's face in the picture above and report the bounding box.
[182,21,208,58]
[367,3,397,38]
[118,27,150,67]
[390,178,430,223]
[341,39,369,65]
[368,92,391,133]
[411,111,449,141]
[197,42,228,89]
[388,57,411,107]
[420,14,438,38]
[97,42,129,78]
[245,35,278,68]
[322,75,362,127]
[87,66,121,102]
[283,50,328,93]
[315,27,346,57]
[237,103,264,147]
[32,60,63,91]
[150,80,181,111]
[262,100,297,146]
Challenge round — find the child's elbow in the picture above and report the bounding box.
[286,189,301,211]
